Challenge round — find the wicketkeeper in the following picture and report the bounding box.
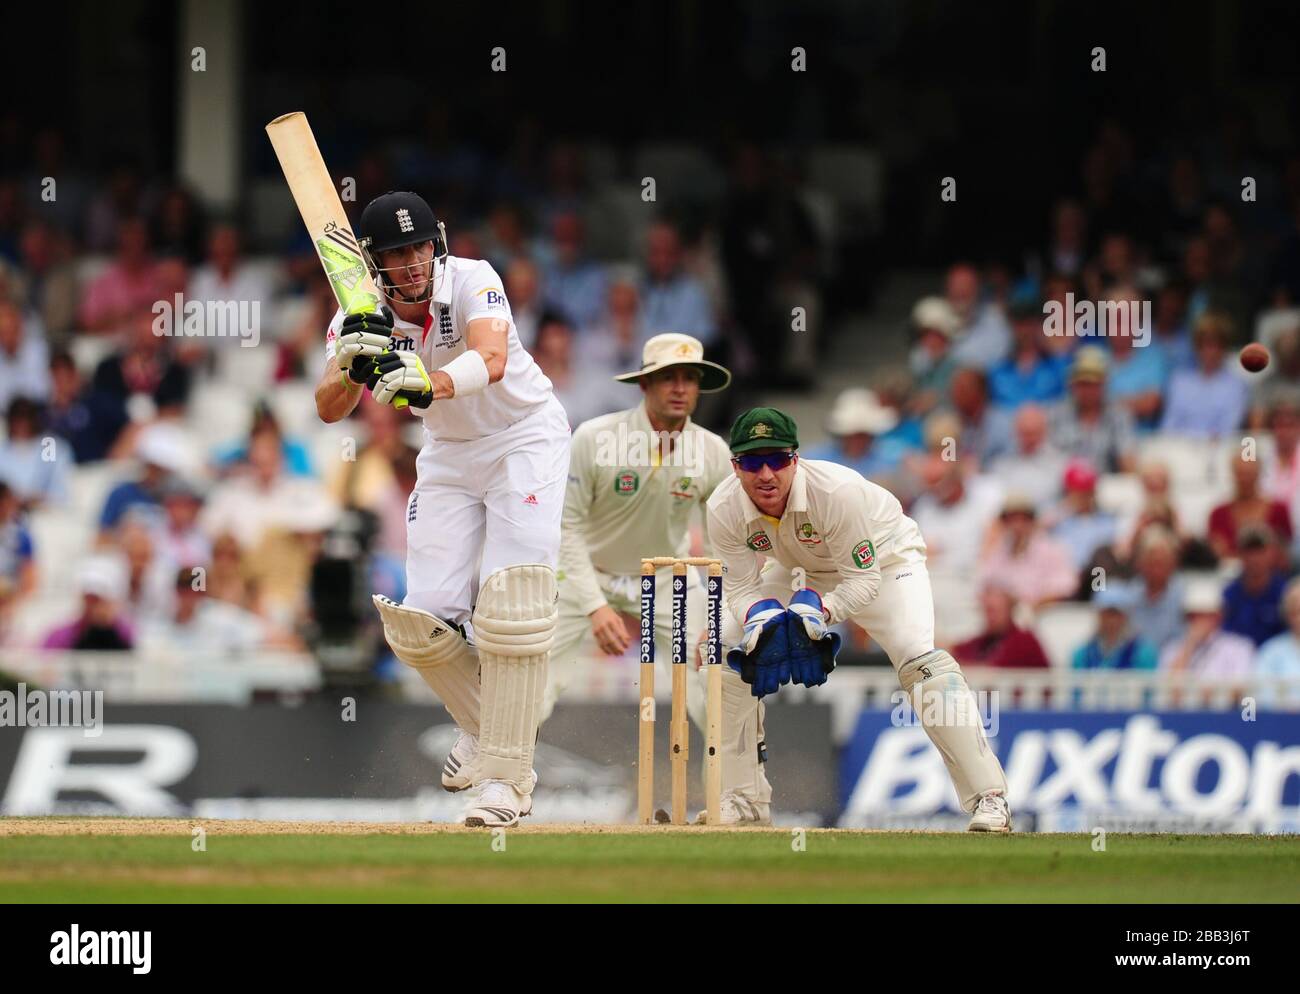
[708,407,1012,831]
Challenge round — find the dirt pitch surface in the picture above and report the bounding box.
[2,817,1297,903]
[0,817,816,836]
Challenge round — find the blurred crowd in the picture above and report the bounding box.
[804,123,1300,703]
[1,117,1299,705]
[0,128,832,670]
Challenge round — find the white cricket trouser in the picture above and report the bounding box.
[724,560,1006,812]
[404,396,571,631]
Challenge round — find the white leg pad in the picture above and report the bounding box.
[720,666,772,805]
[897,649,1007,812]
[374,594,480,736]
[472,564,557,792]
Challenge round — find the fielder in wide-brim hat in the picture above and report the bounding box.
[613,332,732,392]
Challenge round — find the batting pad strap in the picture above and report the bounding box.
[441,348,490,397]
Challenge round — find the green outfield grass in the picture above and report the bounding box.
[1,825,1297,903]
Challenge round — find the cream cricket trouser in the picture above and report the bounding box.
[403,398,571,727]
[544,566,773,807]
[545,567,708,726]
[544,566,773,805]
[722,560,1006,813]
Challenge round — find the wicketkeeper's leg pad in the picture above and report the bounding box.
[720,665,772,806]
[897,649,1007,812]
[374,594,480,736]
[471,564,557,792]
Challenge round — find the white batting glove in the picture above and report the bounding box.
[337,331,391,370]
[372,350,434,406]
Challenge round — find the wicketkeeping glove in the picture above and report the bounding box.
[372,349,434,408]
[337,308,394,383]
[726,598,792,698]
[785,588,841,688]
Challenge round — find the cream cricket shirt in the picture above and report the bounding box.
[326,255,554,442]
[706,458,927,628]
[560,401,733,614]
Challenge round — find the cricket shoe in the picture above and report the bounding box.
[967,790,1012,833]
[441,731,478,792]
[464,780,532,828]
[696,792,771,826]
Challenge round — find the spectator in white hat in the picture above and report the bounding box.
[909,296,961,416]
[97,421,195,539]
[1159,579,1255,680]
[40,555,134,650]
[803,388,900,480]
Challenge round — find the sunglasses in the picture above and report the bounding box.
[734,451,795,473]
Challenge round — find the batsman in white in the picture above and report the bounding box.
[543,334,769,822]
[709,407,1012,832]
[314,191,570,828]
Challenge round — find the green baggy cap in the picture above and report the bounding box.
[729,407,800,454]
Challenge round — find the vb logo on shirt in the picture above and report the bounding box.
[852,539,875,569]
[747,531,773,552]
[614,471,640,495]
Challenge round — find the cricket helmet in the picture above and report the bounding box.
[358,191,448,303]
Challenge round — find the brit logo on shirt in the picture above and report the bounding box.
[407,492,419,524]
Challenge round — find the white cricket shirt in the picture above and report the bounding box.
[326,255,554,441]
[706,457,928,627]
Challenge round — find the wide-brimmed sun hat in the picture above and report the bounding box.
[614,333,731,392]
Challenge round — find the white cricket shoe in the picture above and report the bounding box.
[696,792,771,826]
[441,730,477,792]
[464,780,532,828]
[967,790,1012,832]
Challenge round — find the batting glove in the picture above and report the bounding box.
[372,350,433,408]
[337,309,394,383]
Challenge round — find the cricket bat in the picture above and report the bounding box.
[266,111,425,408]
[266,111,381,318]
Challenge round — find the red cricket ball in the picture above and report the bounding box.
[1240,343,1271,373]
